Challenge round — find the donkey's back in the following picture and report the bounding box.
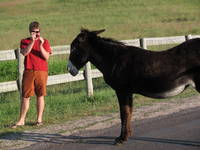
[110,38,200,98]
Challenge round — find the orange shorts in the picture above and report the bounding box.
[22,70,48,98]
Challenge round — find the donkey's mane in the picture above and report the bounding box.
[93,36,128,55]
[100,37,125,46]
[82,28,126,48]
[91,36,127,55]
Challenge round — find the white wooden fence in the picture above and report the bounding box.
[0,34,200,96]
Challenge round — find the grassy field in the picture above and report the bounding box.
[0,0,200,50]
[0,0,200,135]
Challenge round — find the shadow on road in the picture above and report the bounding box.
[131,137,200,147]
[1,132,200,147]
[0,132,115,145]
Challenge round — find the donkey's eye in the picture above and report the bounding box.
[71,47,75,52]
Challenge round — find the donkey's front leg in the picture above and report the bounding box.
[115,91,133,145]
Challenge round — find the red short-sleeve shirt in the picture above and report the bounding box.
[20,38,52,71]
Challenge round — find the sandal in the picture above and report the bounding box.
[11,124,24,129]
[35,122,43,126]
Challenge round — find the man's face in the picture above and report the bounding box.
[30,28,40,38]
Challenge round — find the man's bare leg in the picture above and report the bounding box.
[12,97,30,128]
[36,96,45,124]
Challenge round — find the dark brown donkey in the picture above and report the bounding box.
[67,29,200,145]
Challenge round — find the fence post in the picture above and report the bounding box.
[15,48,24,99]
[84,62,94,97]
[140,38,147,49]
[185,34,192,41]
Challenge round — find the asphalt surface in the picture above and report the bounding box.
[20,107,200,150]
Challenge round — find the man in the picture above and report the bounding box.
[12,21,52,128]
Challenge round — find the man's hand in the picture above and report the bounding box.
[31,32,38,41]
[39,37,44,45]
[39,37,50,60]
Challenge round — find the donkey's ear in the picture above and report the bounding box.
[79,33,87,42]
[81,28,89,33]
[93,29,105,35]
[79,28,89,42]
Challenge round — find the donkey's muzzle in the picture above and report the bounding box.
[67,61,79,76]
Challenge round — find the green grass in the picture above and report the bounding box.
[0,0,200,135]
[48,55,69,75]
[0,60,17,82]
[0,0,200,50]
[0,78,117,134]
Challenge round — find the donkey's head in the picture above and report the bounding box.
[67,28,105,76]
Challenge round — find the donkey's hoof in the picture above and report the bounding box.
[114,137,127,146]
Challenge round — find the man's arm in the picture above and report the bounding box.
[39,37,50,61]
[20,32,37,56]
[20,40,35,56]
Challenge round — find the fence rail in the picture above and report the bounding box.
[0,34,199,95]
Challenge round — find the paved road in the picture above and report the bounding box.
[20,107,200,150]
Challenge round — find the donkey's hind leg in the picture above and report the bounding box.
[193,75,200,93]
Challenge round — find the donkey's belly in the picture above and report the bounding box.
[142,80,195,99]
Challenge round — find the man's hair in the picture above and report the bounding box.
[29,21,40,32]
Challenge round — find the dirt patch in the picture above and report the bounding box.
[1,95,200,150]
[0,0,27,8]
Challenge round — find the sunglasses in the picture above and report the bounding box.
[31,31,40,33]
